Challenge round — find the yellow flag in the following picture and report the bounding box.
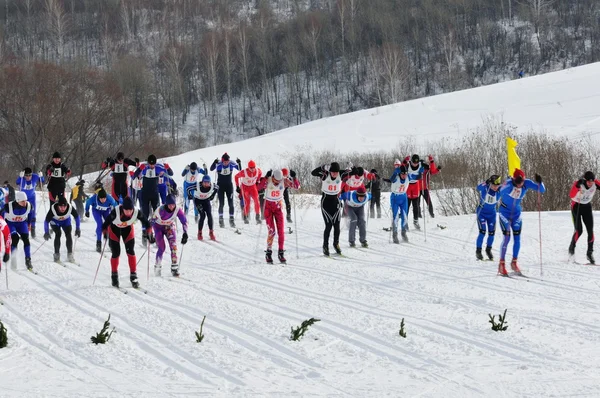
[506,137,521,177]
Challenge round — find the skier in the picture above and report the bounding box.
[281,168,297,223]
[190,175,219,241]
[157,162,175,204]
[343,166,375,192]
[339,186,371,247]
[101,152,138,201]
[182,162,207,221]
[44,152,71,205]
[311,162,345,256]
[210,153,239,228]
[16,168,44,238]
[101,197,152,288]
[2,181,15,202]
[129,170,143,208]
[384,163,410,243]
[421,155,441,218]
[85,188,118,252]
[0,213,9,271]
[2,191,34,271]
[365,168,382,218]
[568,171,600,263]
[150,194,188,277]
[257,169,300,263]
[70,179,88,218]
[235,160,263,224]
[475,175,502,261]
[132,154,166,245]
[43,195,81,263]
[497,169,545,276]
[404,154,428,229]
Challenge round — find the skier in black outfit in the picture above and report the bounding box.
[568,171,600,264]
[209,153,239,228]
[101,152,138,201]
[312,162,347,256]
[365,168,382,218]
[132,154,164,245]
[44,152,71,206]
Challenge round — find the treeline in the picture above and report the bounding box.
[0,0,599,178]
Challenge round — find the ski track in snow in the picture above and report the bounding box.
[2,194,600,396]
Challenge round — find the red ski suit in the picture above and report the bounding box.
[235,167,262,217]
[342,172,375,192]
[257,175,300,250]
[0,215,11,261]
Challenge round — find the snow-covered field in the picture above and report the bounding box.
[4,62,600,396]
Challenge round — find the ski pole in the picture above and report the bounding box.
[146,240,151,281]
[293,188,299,259]
[30,239,49,257]
[178,242,186,271]
[538,189,543,278]
[422,190,427,243]
[92,238,108,285]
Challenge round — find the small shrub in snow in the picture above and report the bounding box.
[0,320,7,348]
[398,318,407,338]
[290,318,320,341]
[489,309,509,331]
[91,315,115,345]
[195,316,206,343]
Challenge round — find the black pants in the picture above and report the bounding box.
[369,190,381,218]
[407,197,420,220]
[284,188,291,217]
[422,189,434,217]
[195,199,214,231]
[259,191,265,219]
[218,183,234,217]
[112,179,129,201]
[49,190,65,206]
[571,202,594,252]
[108,225,136,258]
[141,194,159,223]
[11,231,30,254]
[51,224,73,253]
[321,194,341,247]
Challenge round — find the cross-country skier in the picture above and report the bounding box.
[281,168,298,223]
[45,152,71,206]
[2,191,34,271]
[16,168,44,238]
[235,160,263,224]
[129,170,143,208]
[568,171,600,264]
[476,175,502,261]
[0,215,10,272]
[210,153,239,228]
[70,179,88,218]
[85,188,118,252]
[421,155,441,218]
[190,175,219,241]
[404,154,428,229]
[157,162,175,204]
[312,162,345,256]
[339,186,371,247]
[43,195,81,263]
[257,169,300,263]
[384,162,410,243]
[150,194,188,277]
[101,152,138,201]
[2,181,15,202]
[182,162,207,221]
[133,154,166,245]
[101,197,152,288]
[497,169,546,276]
[365,169,382,219]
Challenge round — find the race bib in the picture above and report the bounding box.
[485,194,497,204]
[220,167,231,176]
[52,168,63,177]
[145,168,156,178]
[509,187,522,199]
[158,176,164,184]
[114,164,125,173]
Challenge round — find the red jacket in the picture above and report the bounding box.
[421,157,440,191]
[0,215,11,256]
[235,168,262,188]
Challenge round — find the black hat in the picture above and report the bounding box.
[488,175,501,185]
[222,153,230,161]
[584,171,595,181]
[98,189,107,199]
[57,196,68,206]
[399,166,407,174]
[190,162,198,170]
[147,154,157,165]
[52,152,61,159]
[24,167,32,175]
[116,152,125,160]
[356,167,364,176]
[330,162,340,173]
[122,197,134,210]
[370,168,377,174]
[411,154,420,163]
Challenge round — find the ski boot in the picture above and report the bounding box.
[96,240,102,253]
[498,260,508,276]
[130,272,140,288]
[286,214,293,223]
[53,253,60,263]
[219,216,225,228]
[111,272,119,287]
[349,241,356,248]
[334,243,342,255]
[171,264,180,277]
[256,213,261,225]
[243,214,249,224]
[229,216,236,228]
[413,220,421,230]
[265,249,273,264]
[485,246,494,261]
[510,258,522,275]
[323,244,330,257]
[401,229,408,242]
[360,241,368,248]
[67,252,75,263]
[278,250,286,264]
[568,242,575,256]
[209,230,216,241]
[197,230,203,240]
[31,227,36,239]
[392,231,400,244]
[587,251,595,265]
[476,248,483,261]
[154,264,162,277]
[429,210,435,219]
[25,257,33,271]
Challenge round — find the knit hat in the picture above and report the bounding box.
[489,175,501,185]
[165,194,176,206]
[24,167,32,175]
[356,167,364,176]
[98,189,107,199]
[202,175,211,183]
[57,196,68,206]
[122,197,135,210]
[399,165,407,174]
[356,186,367,196]
[190,162,198,170]
[411,154,420,163]
[272,169,283,181]
[282,168,289,177]
[370,168,377,174]
[116,152,125,160]
[248,160,256,168]
[15,191,27,202]
[52,151,61,159]
[329,162,340,173]
[513,168,525,184]
[222,153,230,161]
[394,159,402,167]
[584,171,595,181]
[147,154,157,165]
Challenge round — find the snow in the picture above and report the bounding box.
[4,63,600,396]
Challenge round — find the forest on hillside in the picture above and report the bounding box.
[0,0,599,177]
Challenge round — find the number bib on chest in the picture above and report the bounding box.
[52,167,63,178]
[265,180,284,202]
[509,187,522,199]
[391,179,409,194]
[5,202,31,222]
[185,173,197,183]
[144,168,156,178]
[114,163,126,173]
[220,167,231,176]
[346,176,364,188]
[484,193,498,205]
[321,175,342,195]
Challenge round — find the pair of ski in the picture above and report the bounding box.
[114,285,148,295]
[568,255,597,266]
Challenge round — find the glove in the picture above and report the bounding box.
[149,232,156,244]
[290,170,296,178]
[266,170,272,178]
[428,155,434,162]
[2,253,9,263]
[44,233,51,241]
[135,157,140,164]
[323,164,330,171]
[350,166,357,175]
[75,229,81,238]
[202,163,207,170]
[38,171,43,178]
[383,178,391,183]
[213,159,219,165]
[165,163,170,169]
[181,232,188,245]
[535,174,542,183]
[139,163,146,170]
[236,158,242,166]
[85,211,90,218]
[185,165,190,170]
[19,171,24,178]
[102,229,108,239]
[236,186,241,193]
